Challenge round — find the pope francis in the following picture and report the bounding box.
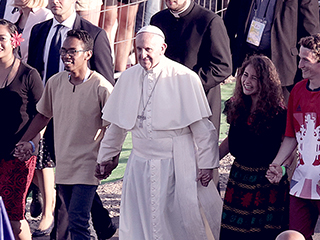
[95,25,222,240]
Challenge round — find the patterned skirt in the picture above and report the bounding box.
[220,160,289,240]
[0,156,36,221]
[36,119,55,170]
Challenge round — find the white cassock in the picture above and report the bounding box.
[97,57,222,240]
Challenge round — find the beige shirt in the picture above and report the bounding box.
[37,71,113,185]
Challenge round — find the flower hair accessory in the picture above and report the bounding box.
[10,31,24,48]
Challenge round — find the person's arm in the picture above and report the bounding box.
[20,113,50,142]
[190,118,219,187]
[95,123,128,180]
[223,0,241,42]
[14,133,41,161]
[219,136,229,160]
[14,113,50,160]
[266,136,297,183]
[14,65,45,160]
[196,15,232,92]
[90,29,115,85]
[299,0,320,38]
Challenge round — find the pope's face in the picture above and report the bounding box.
[135,33,167,71]
[165,0,188,12]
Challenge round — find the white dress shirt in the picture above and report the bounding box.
[43,11,76,83]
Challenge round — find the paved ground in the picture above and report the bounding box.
[314,220,320,240]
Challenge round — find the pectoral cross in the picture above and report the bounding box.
[137,114,146,128]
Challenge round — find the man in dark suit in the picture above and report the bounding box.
[224,0,320,101]
[27,0,115,239]
[28,0,114,85]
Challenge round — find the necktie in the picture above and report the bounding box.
[0,0,7,19]
[46,24,63,82]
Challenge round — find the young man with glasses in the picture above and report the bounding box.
[27,0,115,238]
[15,29,114,240]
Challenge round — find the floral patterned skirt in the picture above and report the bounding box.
[220,160,289,240]
[0,156,36,221]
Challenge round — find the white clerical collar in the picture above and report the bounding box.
[52,11,76,29]
[170,0,191,18]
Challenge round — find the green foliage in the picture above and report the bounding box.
[101,132,132,183]
[220,82,235,140]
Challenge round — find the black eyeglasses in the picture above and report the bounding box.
[59,49,87,56]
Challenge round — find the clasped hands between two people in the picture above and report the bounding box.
[95,161,282,186]
[13,140,120,179]
[13,142,215,187]
[95,158,215,188]
[266,163,284,184]
[13,141,36,161]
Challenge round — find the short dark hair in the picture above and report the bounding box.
[66,29,93,51]
[299,33,320,61]
[0,19,18,35]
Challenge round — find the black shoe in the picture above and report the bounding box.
[32,220,54,237]
[30,187,42,218]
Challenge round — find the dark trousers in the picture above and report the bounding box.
[91,193,114,239]
[57,184,97,240]
[289,195,320,240]
[50,184,96,240]
[51,188,114,240]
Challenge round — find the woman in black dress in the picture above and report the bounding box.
[219,55,289,240]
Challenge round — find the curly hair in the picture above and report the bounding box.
[298,33,320,61]
[226,55,285,134]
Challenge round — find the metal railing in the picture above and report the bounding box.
[97,0,229,71]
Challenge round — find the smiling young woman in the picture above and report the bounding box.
[219,55,289,240]
[0,19,43,240]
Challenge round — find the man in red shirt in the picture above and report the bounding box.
[267,33,320,240]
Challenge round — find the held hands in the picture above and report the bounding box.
[14,141,33,162]
[95,154,119,180]
[266,163,283,184]
[196,169,213,187]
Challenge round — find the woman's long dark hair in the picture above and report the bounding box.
[227,55,285,134]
